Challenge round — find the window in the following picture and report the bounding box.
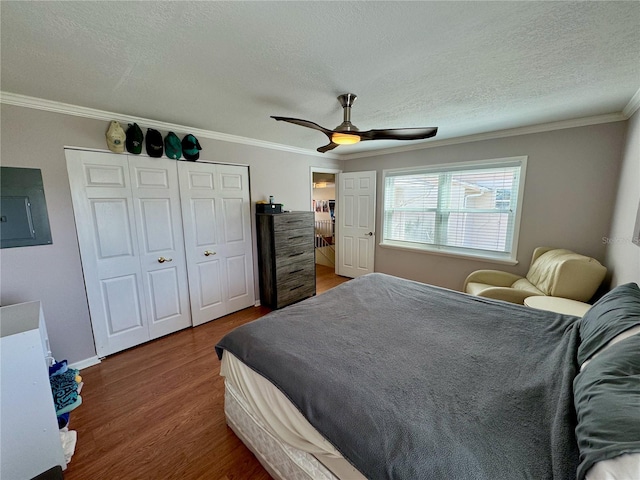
[381,157,527,263]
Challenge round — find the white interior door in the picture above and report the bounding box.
[336,171,377,278]
[178,162,254,326]
[66,150,150,356]
[128,157,191,339]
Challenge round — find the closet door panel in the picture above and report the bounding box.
[139,199,174,251]
[66,150,149,356]
[198,259,224,308]
[222,198,244,242]
[129,157,191,339]
[178,162,227,325]
[192,199,218,245]
[226,254,250,300]
[147,267,183,321]
[217,164,255,312]
[101,275,145,334]
[91,199,134,258]
[178,162,254,325]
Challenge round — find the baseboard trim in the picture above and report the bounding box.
[69,356,101,371]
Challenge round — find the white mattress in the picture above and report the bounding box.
[221,351,365,480]
[221,350,639,480]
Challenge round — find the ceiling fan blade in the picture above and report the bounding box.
[271,116,333,135]
[359,127,438,141]
[317,142,339,153]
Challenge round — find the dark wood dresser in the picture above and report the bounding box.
[256,211,316,309]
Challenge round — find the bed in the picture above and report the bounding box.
[216,273,640,480]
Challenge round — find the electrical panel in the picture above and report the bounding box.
[0,167,52,248]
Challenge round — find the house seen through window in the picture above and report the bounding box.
[382,157,527,262]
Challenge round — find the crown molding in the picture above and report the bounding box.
[0,91,338,159]
[1,91,633,161]
[623,86,640,118]
[339,112,627,160]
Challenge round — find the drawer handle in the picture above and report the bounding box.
[288,235,305,240]
[289,252,304,257]
[290,285,304,291]
[290,269,303,274]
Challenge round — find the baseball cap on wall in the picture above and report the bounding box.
[146,129,164,158]
[106,121,126,153]
[126,123,144,154]
[164,132,182,160]
[182,134,202,161]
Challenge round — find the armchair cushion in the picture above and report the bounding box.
[511,278,546,296]
[526,249,607,301]
[463,247,607,305]
[465,286,538,304]
[464,270,523,289]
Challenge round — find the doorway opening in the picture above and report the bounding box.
[312,171,336,268]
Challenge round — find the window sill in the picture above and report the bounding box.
[378,241,519,266]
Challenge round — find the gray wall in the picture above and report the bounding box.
[343,122,627,291]
[605,111,640,286]
[0,104,340,364]
[1,101,633,366]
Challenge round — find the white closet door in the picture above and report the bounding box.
[216,164,255,314]
[66,150,149,356]
[128,157,192,339]
[178,162,255,326]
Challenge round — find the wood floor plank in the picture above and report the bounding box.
[62,266,349,480]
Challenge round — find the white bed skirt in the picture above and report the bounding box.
[222,351,365,480]
[225,379,339,480]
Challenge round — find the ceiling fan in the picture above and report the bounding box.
[271,93,438,153]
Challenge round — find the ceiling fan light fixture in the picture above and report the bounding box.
[331,132,361,145]
[271,93,437,153]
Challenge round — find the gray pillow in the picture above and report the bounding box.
[577,283,640,365]
[573,334,640,480]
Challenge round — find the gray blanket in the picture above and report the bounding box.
[216,273,580,479]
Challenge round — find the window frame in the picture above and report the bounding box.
[380,156,528,265]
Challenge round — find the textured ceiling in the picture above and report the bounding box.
[1,1,639,156]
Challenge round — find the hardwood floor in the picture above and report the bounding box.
[63,266,349,480]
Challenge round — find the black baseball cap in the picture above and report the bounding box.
[146,129,163,158]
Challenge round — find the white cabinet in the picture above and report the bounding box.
[1,301,66,479]
[66,150,254,356]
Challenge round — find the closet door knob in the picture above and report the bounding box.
[204,250,216,256]
[158,257,173,263]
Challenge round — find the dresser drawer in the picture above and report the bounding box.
[275,248,316,278]
[276,255,315,282]
[273,213,313,232]
[276,274,316,308]
[274,226,314,249]
[275,237,314,259]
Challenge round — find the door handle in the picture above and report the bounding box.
[204,250,216,256]
[158,257,173,263]
[364,232,374,237]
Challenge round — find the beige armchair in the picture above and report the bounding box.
[463,247,607,304]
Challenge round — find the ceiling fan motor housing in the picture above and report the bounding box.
[336,93,359,132]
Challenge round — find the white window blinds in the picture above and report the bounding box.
[382,157,526,261]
